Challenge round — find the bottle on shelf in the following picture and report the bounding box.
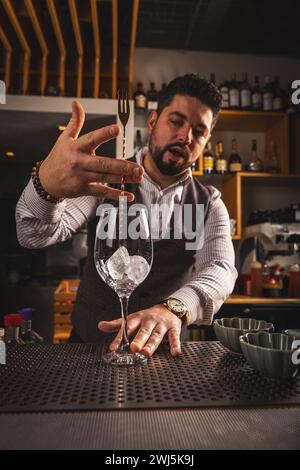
[134,82,147,110]
[146,82,158,111]
[20,320,43,343]
[251,75,263,111]
[215,141,227,175]
[240,73,251,110]
[263,76,273,111]
[245,139,264,172]
[203,141,214,175]
[219,78,229,109]
[228,139,243,173]
[272,76,285,111]
[288,263,300,298]
[265,141,281,173]
[134,129,143,154]
[286,80,298,113]
[4,314,25,344]
[229,72,240,109]
[250,238,263,297]
[0,329,5,365]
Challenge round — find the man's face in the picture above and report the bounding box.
[147,94,213,176]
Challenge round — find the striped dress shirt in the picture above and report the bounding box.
[15,148,237,326]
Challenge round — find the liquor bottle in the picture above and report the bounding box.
[203,142,214,175]
[0,329,5,365]
[228,139,242,173]
[219,78,229,109]
[252,75,263,111]
[288,264,300,298]
[272,76,285,111]
[245,139,264,172]
[20,320,43,343]
[251,260,263,297]
[265,141,281,173]
[263,76,273,111]
[134,129,143,154]
[4,314,25,344]
[18,308,44,343]
[240,73,251,110]
[215,141,227,175]
[286,80,298,113]
[229,73,240,109]
[134,82,147,110]
[146,82,158,110]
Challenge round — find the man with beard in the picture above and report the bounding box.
[16,74,237,357]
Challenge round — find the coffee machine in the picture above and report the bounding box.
[240,222,300,274]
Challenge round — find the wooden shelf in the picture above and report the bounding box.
[239,172,300,185]
[216,110,288,132]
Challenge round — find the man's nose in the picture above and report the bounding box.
[177,126,193,145]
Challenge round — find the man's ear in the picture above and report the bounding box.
[147,110,158,134]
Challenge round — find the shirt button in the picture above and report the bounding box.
[159,191,164,197]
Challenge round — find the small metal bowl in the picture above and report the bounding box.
[213,317,274,353]
[240,331,300,379]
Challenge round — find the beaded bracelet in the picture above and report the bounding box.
[31,160,64,204]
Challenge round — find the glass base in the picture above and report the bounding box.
[101,348,148,366]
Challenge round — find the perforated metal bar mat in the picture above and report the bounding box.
[0,342,300,413]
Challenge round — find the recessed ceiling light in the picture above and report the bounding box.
[57,125,66,131]
[5,151,15,157]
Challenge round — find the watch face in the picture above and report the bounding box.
[169,299,183,313]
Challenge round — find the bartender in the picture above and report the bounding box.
[15,74,237,357]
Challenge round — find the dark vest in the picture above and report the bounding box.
[72,158,212,342]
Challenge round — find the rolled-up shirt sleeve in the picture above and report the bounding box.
[171,186,238,326]
[15,178,99,248]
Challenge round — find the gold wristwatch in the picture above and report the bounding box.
[162,298,189,325]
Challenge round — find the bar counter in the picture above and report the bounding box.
[0,341,299,450]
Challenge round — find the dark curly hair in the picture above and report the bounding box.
[157,74,222,128]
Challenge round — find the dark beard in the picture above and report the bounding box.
[149,126,192,176]
[149,132,192,176]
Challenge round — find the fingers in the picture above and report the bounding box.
[99,316,141,352]
[77,124,120,152]
[83,170,143,185]
[86,183,135,201]
[167,327,182,356]
[141,325,167,357]
[63,101,85,140]
[109,323,139,351]
[98,319,122,332]
[79,154,144,178]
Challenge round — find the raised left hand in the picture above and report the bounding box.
[98,304,182,357]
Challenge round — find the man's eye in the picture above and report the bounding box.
[194,128,206,138]
[170,119,182,126]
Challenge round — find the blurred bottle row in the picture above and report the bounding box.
[200,138,280,174]
[134,74,299,113]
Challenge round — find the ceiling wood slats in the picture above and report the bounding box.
[2,0,31,94]
[24,0,49,95]
[0,0,140,97]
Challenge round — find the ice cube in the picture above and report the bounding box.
[126,255,150,285]
[106,246,130,280]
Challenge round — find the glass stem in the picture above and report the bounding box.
[119,295,130,350]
